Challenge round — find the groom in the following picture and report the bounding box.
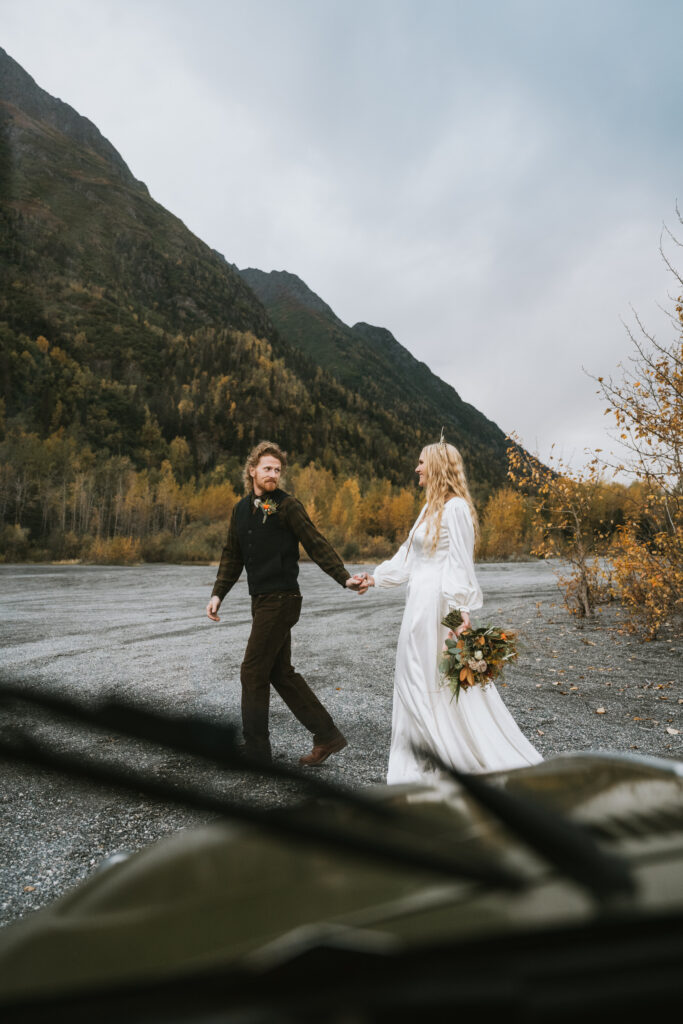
[206,440,360,766]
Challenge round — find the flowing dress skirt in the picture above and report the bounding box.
[386,563,542,785]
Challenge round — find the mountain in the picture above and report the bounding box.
[0,46,509,495]
[239,268,509,489]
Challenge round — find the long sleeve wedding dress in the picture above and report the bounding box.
[373,498,542,785]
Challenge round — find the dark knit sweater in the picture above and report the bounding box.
[211,488,350,599]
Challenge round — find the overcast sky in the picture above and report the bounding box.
[3,0,682,468]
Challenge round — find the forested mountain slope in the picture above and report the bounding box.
[240,267,509,490]
[0,46,509,494]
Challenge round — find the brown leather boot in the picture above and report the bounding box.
[299,734,348,767]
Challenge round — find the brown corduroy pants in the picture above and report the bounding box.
[240,592,340,755]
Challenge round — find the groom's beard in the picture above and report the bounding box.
[254,480,278,495]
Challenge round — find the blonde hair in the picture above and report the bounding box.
[243,440,287,492]
[420,442,479,551]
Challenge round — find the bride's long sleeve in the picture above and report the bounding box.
[442,498,483,613]
[372,518,420,588]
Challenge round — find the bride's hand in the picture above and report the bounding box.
[357,572,374,595]
[454,611,471,637]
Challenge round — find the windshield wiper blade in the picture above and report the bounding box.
[0,683,390,816]
[0,733,523,890]
[416,747,635,904]
[0,684,525,890]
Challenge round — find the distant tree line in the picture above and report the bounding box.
[1,414,639,568]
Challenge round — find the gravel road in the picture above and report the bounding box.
[1,560,680,927]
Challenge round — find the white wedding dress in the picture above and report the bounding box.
[373,498,542,785]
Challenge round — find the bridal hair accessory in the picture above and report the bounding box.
[439,610,519,702]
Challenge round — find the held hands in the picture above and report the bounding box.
[346,572,374,595]
[206,596,221,622]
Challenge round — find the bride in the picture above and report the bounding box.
[357,439,542,785]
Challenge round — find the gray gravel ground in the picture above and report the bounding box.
[0,560,681,928]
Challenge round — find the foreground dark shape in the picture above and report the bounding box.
[0,685,681,1021]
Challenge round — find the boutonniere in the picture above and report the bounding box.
[254,497,278,524]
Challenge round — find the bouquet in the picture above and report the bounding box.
[439,609,518,702]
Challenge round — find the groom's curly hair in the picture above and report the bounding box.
[243,440,288,491]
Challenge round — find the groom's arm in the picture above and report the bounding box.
[211,504,244,601]
[281,497,350,587]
